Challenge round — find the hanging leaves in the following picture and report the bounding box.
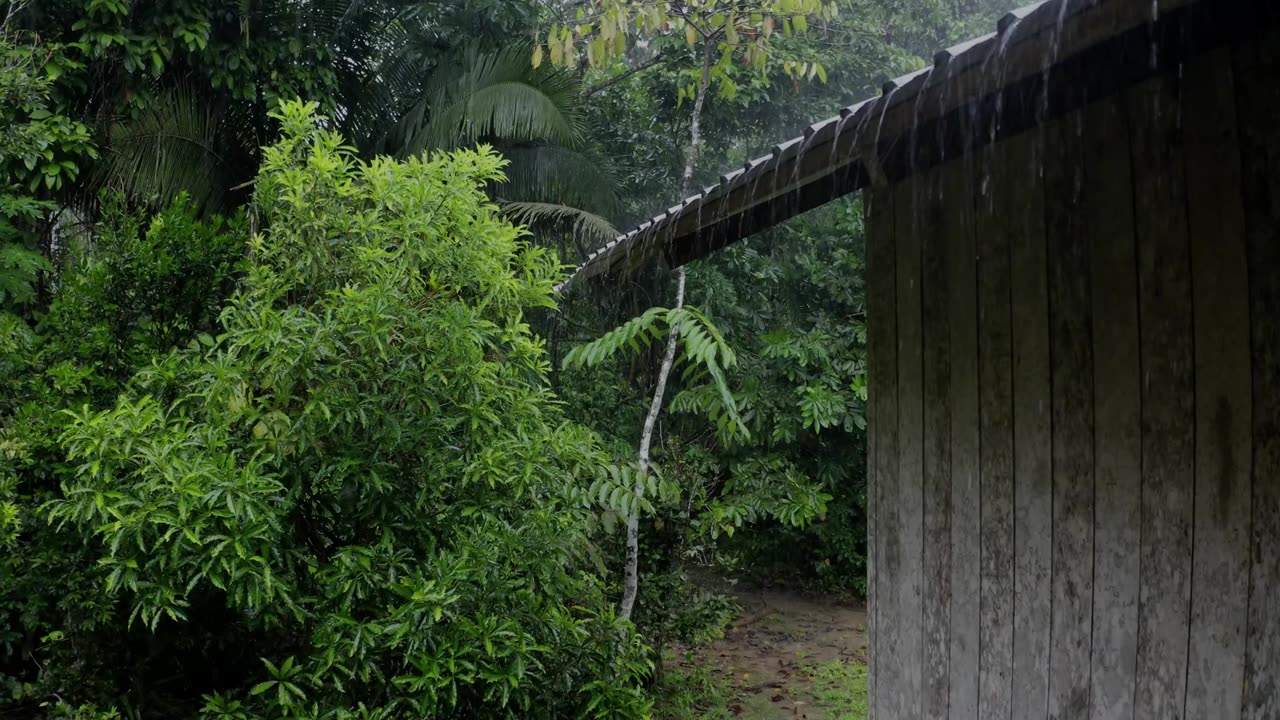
[535,0,837,99]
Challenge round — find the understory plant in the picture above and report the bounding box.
[31,102,650,719]
[689,198,869,594]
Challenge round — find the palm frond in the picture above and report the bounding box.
[501,201,618,256]
[331,18,423,151]
[499,144,619,214]
[395,43,583,156]
[92,85,250,213]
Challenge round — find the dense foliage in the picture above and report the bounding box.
[0,0,1019,714]
[557,0,1016,613]
[687,199,869,592]
[6,102,651,718]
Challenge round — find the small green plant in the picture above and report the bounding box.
[652,653,735,720]
[803,660,868,719]
[564,298,748,623]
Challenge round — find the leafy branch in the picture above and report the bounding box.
[562,304,748,439]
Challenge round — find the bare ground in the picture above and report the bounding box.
[668,589,868,719]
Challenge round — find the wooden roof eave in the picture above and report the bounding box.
[557,0,1249,293]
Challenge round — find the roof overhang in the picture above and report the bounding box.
[559,0,1278,291]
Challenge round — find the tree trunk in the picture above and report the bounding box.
[618,40,712,623]
[619,264,686,622]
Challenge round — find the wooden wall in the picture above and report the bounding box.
[864,32,1280,720]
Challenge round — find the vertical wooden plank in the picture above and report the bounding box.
[1183,48,1253,720]
[1129,75,1195,720]
[1009,127,1052,720]
[893,173,925,720]
[1045,106,1095,720]
[975,131,1015,720]
[1086,93,1142,720]
[920,163,952,720]
[862,191,878,720]
[947,154,981,720]
[1235,30,1280,720]
[864,185,898,720]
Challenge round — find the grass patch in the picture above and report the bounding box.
[802,660,868,719]
[654,653,869,720]
[652,653,735,720]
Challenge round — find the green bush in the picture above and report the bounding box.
[1,196,248,713]
[5,102,650,719]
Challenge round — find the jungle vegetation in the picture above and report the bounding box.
[0,0,1014,717]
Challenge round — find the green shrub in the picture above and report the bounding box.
[8,102,650,719]
[36,196,245,401]
[0,194,248,715]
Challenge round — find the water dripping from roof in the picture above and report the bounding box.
[733,166,755,242]
[1041,0,1073,121]
[827,113,850,189]
[997,14,1024,56]
[711,174,732,254]
[988,8,1030,152]
[929,49,959,200]
[737,158,762,239]
[845,101,874,198]
[693,190,705,263]
[874,85,901,156]
[788,139,807,222]
[1150,0,1161,68]
[906,67,935,212]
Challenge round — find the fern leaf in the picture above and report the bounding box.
[562,306,666,369]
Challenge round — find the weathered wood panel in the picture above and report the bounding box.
[1233,29,1280,720]
[1084,94,1141,720]
[919,163,952,720]
[1044,106,1095,720]
[975,130,1015,720]
[893,173,925,720]
[862,191,880,720]
[865,29,1280,720]
[945,153,981,720]
[1129,74,1195,720]
[1008,126,1052,720]
[1183,48,1253,720]
[864,185,897,720]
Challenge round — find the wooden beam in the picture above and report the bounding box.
[1235,26,1280,720]
[865,185,897,720]
[1009,124,1052,720]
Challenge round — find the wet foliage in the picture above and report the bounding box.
[1,0,1020,715]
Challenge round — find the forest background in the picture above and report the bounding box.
[0,0,1013,717]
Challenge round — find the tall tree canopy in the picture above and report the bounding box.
[4,0,618,245]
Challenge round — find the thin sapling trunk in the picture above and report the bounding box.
[619,40,712,623]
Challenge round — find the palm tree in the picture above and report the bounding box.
[379,41,620,258]
[19,0,619,256]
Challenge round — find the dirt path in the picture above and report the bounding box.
[669,590,868,719]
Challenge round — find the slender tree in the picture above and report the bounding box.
[542,0,834,621]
